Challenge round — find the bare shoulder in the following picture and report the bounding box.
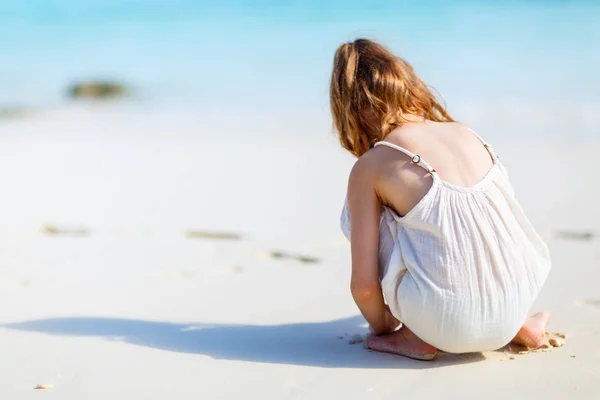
[445,121,477,137]
[348,151,380,189]
[346,151,383,213]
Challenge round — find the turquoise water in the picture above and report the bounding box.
[1,1,599,127]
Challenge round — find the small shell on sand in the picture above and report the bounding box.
[348,334,364,345]
[34,384,53,390]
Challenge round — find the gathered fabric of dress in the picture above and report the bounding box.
[340,129,551,353]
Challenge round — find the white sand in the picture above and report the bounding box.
[1,108,599,399]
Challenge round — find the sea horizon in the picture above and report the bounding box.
[1,0,599,139]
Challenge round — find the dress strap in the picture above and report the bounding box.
[374,141,436,174]
[468,128,497,160]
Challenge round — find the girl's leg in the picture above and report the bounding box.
[364,325,438,361]
[512,311,551,348]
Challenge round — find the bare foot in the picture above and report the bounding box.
[512,312,551,348]
[364,326,438,361]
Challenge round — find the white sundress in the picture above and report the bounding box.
[341,130,551,353]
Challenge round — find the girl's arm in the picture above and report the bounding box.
[347,158,399,335]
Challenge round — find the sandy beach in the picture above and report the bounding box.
[2,1,600,397]
[0,104,598,399]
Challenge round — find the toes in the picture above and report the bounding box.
[524,329,545,348]
[531,311,551,326]
[509,332,567,355]
[514,324,545,348]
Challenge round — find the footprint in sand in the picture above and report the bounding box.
[41,224,90,237]
[268,251,320,264]
[576,299,600,314]
[553,230,595,241]
[576,299,600,308]
[0,280,30,288]
[184,230,242,240]
[507,332,567,355]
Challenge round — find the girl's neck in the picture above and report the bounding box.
[402,113,426,123]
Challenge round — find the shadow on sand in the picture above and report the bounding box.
[4,315,485,369]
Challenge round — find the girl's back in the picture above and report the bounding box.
[330,38,552,358]
[366,121,496,218]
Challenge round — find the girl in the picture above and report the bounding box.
[331,39,552,360]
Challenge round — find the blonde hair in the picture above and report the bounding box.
[329,38,454,157]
